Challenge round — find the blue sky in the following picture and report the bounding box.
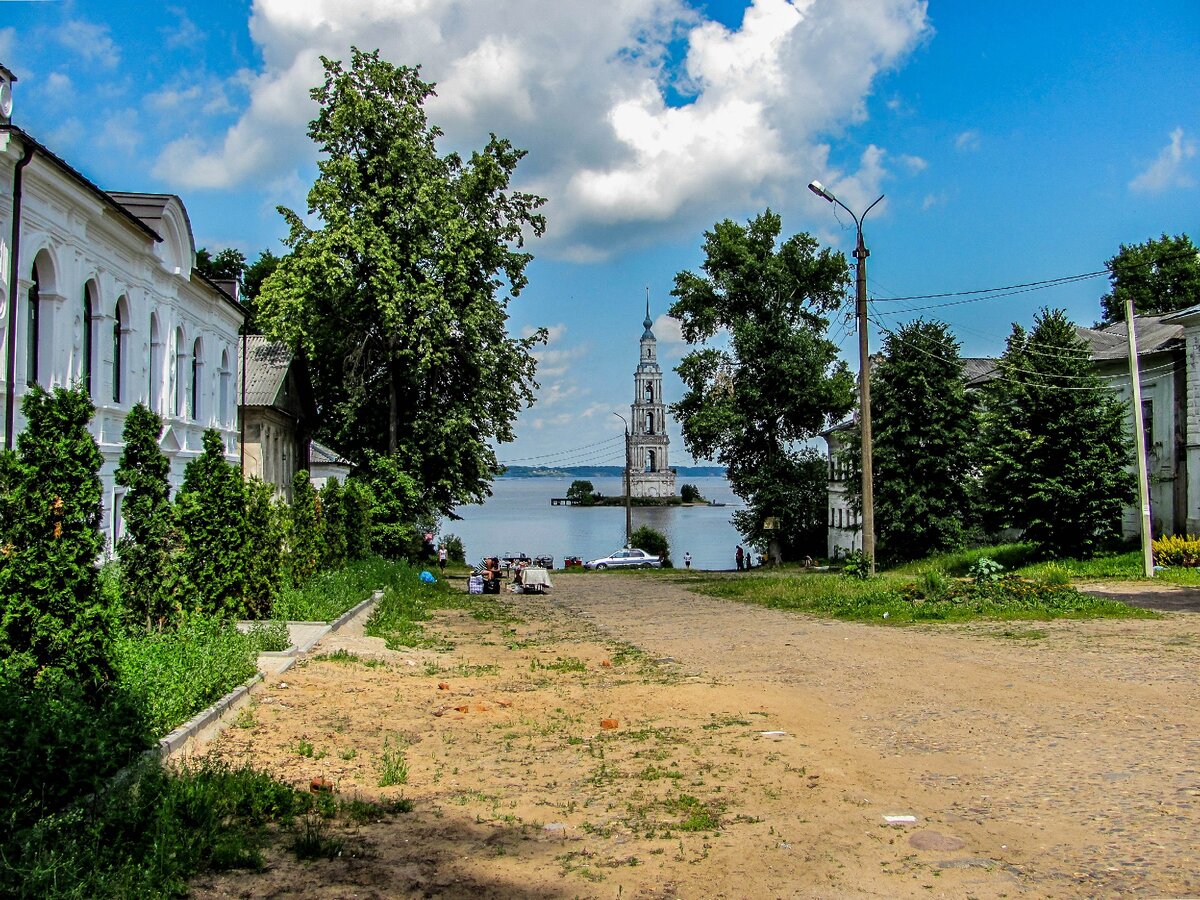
[2,0,1197,468]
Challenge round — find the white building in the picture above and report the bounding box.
[0,68,244,549]
[628,300,676,498]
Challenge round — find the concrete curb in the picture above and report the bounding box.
[157,588,385,761]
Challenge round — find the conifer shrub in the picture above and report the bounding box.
[630,524,671,566]
[343,478,375,560]
[176,430,250,618]
[288,470,324,584]
[242,477,286,618]
[319,477,348,569]
[115,403,182,628]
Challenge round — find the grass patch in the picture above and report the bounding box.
[685,565,1155,624]
[364,561,506,650]
[274,556,405,622]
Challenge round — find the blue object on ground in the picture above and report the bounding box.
[420,571,436,583]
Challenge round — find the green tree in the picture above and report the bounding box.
[319,477,348,569]
[343,478,374,560]
[870,320,979,562]
[565,479,597,505]
[0,386,113,688]
[243,477,284,618]
[258,48,547,519]
[1099,233,1200,324]
[980,309,1135,557]
[287,471,324,584]
[731,446,828,562]
[114,403,181,627]
[176,429,249,617]
[669,210,855,563]
[194,247,247,282]
[679,483,704,503]
[630,524,670,566]
[361,452,424,559]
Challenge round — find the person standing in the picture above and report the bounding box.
[437,544,448,573]
[684,551,692,570]
[735,545,744,571]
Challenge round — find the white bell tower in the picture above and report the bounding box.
[628,293,675,498]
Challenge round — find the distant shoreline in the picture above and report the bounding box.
[499,465,727,478]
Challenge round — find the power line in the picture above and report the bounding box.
[498,433,623,464]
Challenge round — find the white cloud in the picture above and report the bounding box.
[0,28,14,63]
[55,20,120,69]
[897,153,926,173]
[164,8,205,49]
[652,313,684,344]
[954,129,980,152]
[1129,128,1197,194]
[44,72,73,97]
[155,0,929,256]
[920,192,943,210]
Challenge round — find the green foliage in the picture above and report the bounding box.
[679,483,703,503]
[361,452,424,559]
[869,320,979,562]
[968,557,1005,584]
[0,758,325,898]
[342,478,375,560]
[115,403,182,627]
[730,445,828,560]
[319,477,348,569]
[287,470,324,584]
[980,309,1135,558]
[242,478,285,619]
[1099,233,1200,324]
[364,560,464,649]
[841,550,871,580]
[630,524,670,565]
[195,246,247,281]
[669,210,855,564]
[257,48,547,519]
[566,479,597,505]
[0,385,113,689]
[177,430,253,617]
[274,556,403,622]
[112,617,264,737]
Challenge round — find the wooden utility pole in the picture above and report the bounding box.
[1124,299,1155,577]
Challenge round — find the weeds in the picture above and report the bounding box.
[377,736,409,787]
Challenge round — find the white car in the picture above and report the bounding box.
[584,548,662,570]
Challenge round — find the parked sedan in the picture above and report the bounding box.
[583,548,662,569]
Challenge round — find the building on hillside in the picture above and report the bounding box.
[239,335,317,500]
[628,298,676,498]
[0,70,244,549]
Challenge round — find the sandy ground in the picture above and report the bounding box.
[190,573,1200,899]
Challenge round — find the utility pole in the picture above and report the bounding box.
[614,412,632,547]
[809,182,884,575]
[1124,299,1155,577]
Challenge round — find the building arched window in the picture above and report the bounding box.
[645,448,656,473]
[26,267,40,386]
[190,337,203,421]
[83,283,95,396]
[219,348,231,427]
[645,412,653,434]
[174,327,186,417]
[645,384,653,402]
[150,313,163,412]
[112,297,128,404]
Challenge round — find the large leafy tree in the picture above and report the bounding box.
[731,446,828,561]
[981,309,1135,557]
[1099,233,1200,324]
[259,48,546,517]
[669,210,855,562]
[870,320,979,562]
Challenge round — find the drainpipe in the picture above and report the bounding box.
[4,137,35,450]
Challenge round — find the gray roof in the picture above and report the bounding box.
[1077,315,1183,361]
[310,440,351,467]
[241,336,294,406]
[107,192,194,250]
[962,357,998,386]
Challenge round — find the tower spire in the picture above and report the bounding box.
[642,287,654,338]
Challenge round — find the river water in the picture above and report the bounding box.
[447,476,745,571]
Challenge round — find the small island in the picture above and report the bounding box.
[552,479,711,508]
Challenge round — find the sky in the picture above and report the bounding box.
[2,0,1197,470]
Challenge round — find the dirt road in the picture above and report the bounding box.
[192,573,1200,898]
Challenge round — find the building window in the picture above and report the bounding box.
[174,327,186,417]
[150,313,163,412]
[83,284,95,396]
[26,267,40,386]
[191,337,202,421]
[112,299,127,404]
[1142,399,1153,451]
[219,348,231,427]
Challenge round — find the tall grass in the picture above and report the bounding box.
[273,556,412,621]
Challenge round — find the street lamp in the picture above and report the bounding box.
[613,412,633,547]
[809,180,884,576]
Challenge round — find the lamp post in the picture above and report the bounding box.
[613,412,633,547]
[809,181,884,576]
